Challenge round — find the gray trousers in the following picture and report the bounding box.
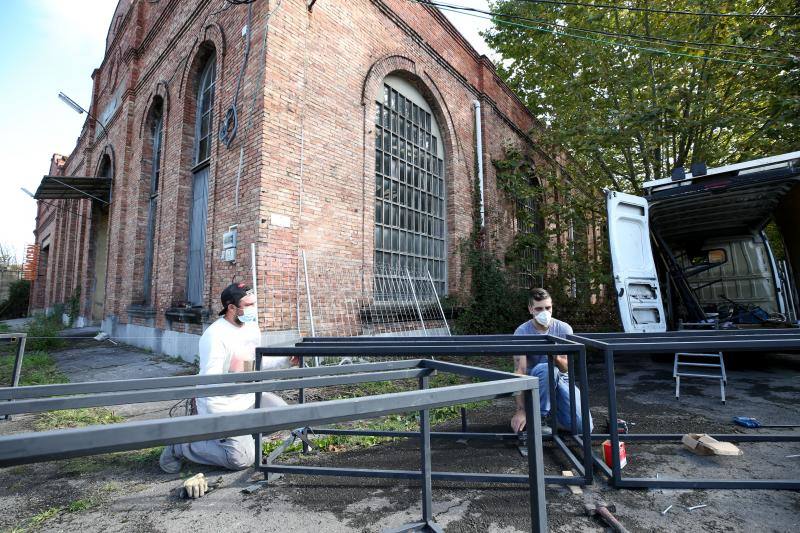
[177,392,287,470]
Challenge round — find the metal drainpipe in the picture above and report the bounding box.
[473,100,485,227]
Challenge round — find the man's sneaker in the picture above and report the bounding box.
[540,422,553,436]
[159,444,184,474]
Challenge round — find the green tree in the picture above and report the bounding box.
[484,0,800,192]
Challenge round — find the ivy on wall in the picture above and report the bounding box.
[455,144,621,334]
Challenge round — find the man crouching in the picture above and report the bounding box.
[159,283,298,496]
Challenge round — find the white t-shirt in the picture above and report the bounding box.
[196,317,290,415]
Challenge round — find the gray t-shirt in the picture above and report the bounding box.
[513,318,574,369]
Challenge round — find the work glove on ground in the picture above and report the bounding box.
[182,473,208,499]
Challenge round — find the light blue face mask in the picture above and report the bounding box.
[238,305,258,323]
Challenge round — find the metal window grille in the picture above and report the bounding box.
[374,83,446,298]
[517,177,543,289]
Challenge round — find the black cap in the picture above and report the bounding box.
[219,282,253,316]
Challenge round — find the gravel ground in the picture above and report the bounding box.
[0,337,798,532]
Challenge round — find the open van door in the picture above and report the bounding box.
[607,190,667,332]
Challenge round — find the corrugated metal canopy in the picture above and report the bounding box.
[34,176,111,204]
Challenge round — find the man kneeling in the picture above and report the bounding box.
[510,288,593,435]
[159,283,298,492]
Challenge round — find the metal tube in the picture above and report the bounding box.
[427,269,451,335]
[406,267,427,335]
[605,349,622,486]
[0,359,424,401]
[261,465,583,486]
[578,346,593,485]
[547,354,557,431]
[11,334,26,388]
[301,249,316,337]
[0,377,537,467]
[0,368,433,416]
[525,388,548,533]
[310,428,518,440]
[472,100,485,227]
[419,374,433,524]
[254,351,263,471]
[567,350,577,435]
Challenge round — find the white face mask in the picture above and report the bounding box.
[534,310,552,327]
[238,305,258,324]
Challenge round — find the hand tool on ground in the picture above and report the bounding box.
[584,501,630,533]
[732,416,800,429]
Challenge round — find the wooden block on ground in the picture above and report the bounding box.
[561,470,583,495]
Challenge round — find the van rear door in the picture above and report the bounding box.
[607,190,667,332]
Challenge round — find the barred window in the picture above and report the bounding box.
[517,178,543,290]
[374,78,446,296]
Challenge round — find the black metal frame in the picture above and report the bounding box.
[1,333,27,421]
[568,329,800,490]
[257,334,594,490]
[0,358,546,533]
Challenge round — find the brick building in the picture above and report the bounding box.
[30,0,569,359]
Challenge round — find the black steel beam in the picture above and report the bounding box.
[0,368,433,416]
[261,465,586,486]
[0,359,424,401]
[0,377,536,467]
[259,343,582,357]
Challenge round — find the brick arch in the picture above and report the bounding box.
[361,57,460,293]
[361,54,418,106]
[177,23,226,100]
[137,81,170,140]
[94,145,116,179]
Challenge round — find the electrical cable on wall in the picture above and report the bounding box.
[219,2,254,148]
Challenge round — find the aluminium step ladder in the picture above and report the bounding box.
[673,352,727,404]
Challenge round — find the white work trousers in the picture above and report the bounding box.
[177,392,287,470]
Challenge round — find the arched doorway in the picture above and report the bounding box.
[89,154,112,323]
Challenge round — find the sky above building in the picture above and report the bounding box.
[0,0,491,264]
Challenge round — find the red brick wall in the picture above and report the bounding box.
[31,0,569,337]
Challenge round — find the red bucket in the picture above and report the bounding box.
[602,439,627,469]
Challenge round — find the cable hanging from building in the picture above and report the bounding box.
[419,1,793,68]
[422,1,792,58]
[511,0,800,20]
[218,2,254,148]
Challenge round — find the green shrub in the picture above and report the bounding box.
[0,279,30,319]
[24,313,66,352]
[0,350,67,386]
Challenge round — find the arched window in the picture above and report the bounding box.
[187,54,215,307]
[142,100,163,305]
[374,75,446,297]
[517,175,543,289]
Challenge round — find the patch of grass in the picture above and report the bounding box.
[66,498,94,512]
[264,399,492,456]
[12,496,97,532]
[0,323,10,333]
[24,313,66,352]
[29,506,61,526]
[0,350,67,386]
[61,447,163,475]
[101,481,121,492]
[35,407,124,430]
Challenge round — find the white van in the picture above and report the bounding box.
[606,151,800,332]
